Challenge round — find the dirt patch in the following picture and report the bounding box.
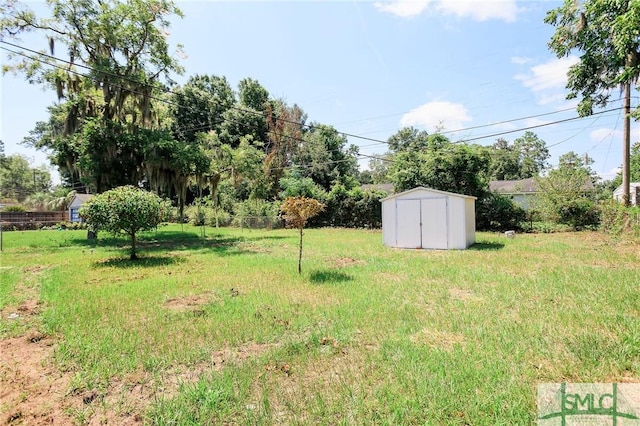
[410,329,465,351]
[0,333,73,425]
[328,257,366,268]
[163,292,217,312]
[0,329,278,425]
[21,265,49,275]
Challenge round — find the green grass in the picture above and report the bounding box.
[1,225,639,424]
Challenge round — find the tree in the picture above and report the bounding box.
[513,132,550,178]
[389,132,489,197]
[367,153,393,184]
[0,154,51,201]
[238,78,269,111]
[171,74,235,143]
[293,124,359,191]
[80,185,170,259]
[546,0,640,205]
[4,0,185,192]
[487,138,521,181]
[612,142,640,186]
[534,151,599,229]
[264,100,307,198]
[280,196,324,274]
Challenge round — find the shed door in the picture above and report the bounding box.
[394,198,448,249]
[421,198,448,249]
[395,199,421,248]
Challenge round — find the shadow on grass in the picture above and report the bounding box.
[70,229,287,257]
[95,255,184,268]
[309,269,353,284]
[469,241,505,251]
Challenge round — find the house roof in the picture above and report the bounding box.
[613,182,640,194]
[361,183,394,194]
[381,186,476,202]
[70,194,94,204]
[489,178,538,194]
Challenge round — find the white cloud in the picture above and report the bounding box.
[400,101,472,132]
[590,127,623,142]
[511,56,531,65]
[515,56,579,93]
[598,167,621,181]
[437,0,519,22]
[373,0,431,18]
[515,56,579,106]
[374,0,519,21]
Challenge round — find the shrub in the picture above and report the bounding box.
[558,198,600,230]
[599,201,640,238]
[476,192,526,231]
[233,199,281,229]
[2,205,26,212]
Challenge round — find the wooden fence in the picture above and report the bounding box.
[1,211,67,224]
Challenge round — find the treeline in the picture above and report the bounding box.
[2,0,630,232]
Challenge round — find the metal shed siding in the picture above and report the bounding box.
[381,187,475,250]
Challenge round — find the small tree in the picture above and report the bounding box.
[80,186,171,259]
[280,196,325,274]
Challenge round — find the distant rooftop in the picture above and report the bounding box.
[361,183,394,194]
[489,178,537,194]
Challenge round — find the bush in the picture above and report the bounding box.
[558,198,600,230]
[233,199,281,229]
[476,192,526,231]
[599,201,640,238]
[2,205,26,212]
[314,185,386,228]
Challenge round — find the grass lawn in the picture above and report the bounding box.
[1,224,639,424]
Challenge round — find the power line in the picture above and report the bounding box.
[2,39,631,153]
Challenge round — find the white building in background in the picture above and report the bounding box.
[613,183,640,206]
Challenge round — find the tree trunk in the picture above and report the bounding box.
[130,232,137,260]
[623,82,631,207]
[298,227,303,274]
[87,229,97,240]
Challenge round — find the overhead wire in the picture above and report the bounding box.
[0,39,631,181]
[2,39,630,151]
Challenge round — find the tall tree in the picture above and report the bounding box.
[263,100,307,198]
[293,123,359,191]
[171,74,235,143]
[388,131,489,197]
[546,0,640,205]
[487,138,521,181]
[0,154,51,201]
[513,131,550,178]
[3,0,185,192]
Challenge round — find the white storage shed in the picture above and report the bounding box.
[381,187,476,250]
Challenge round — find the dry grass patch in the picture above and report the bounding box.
[448,288,483,302]
[410,328,465,351]
[328,257,366,268]
[163,292,218,312]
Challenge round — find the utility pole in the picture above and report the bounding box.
[623,82,631,206]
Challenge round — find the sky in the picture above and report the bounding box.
[2,0,638,185]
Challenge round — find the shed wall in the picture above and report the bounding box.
[381,187,475,250]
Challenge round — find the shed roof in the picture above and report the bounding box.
[381,186,476,202]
